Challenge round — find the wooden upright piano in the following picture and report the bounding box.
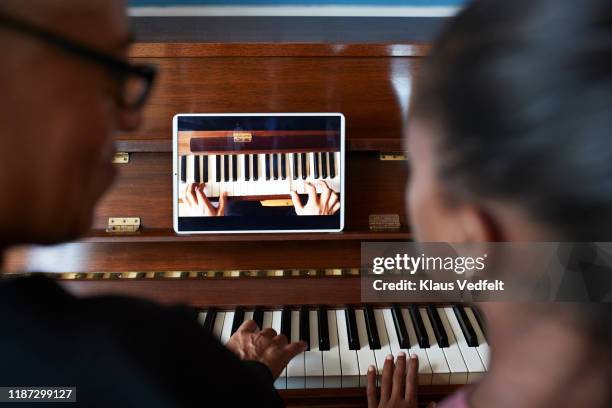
[4,19,489,406]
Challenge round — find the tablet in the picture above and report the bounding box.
[173,113,345,233]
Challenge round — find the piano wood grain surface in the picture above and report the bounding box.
[93,151,408,233]
[119,42,422,152]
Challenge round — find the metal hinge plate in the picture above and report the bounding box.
[233,132,252,143]
[113,152,130,164]
[379,153,406,161]
[369,214,401,231]
[106,217,141,233]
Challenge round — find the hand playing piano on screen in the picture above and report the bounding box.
[226,320,308,379]
[290,180,340,216]
[182,183,228,217]
[367,353,431,408]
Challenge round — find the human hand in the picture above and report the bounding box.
[182,182,227,216]
[226,320,307,379]
[289,180,340,216]
[367,353,433,408]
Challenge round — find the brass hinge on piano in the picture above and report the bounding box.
[379,153,406,161]
[106,217,141,233]
[112,152,130,164]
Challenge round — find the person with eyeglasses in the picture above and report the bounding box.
[0,1,305,407]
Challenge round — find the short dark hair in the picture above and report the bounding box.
[412,0,612,240]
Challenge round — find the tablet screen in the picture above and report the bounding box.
[174,114,344,233]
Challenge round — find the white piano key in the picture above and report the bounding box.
[218,155,226,197]
[448,307,489,378]
[205,155,214,197]
[418,308,450,385]
[330,151,341,192]
[275,153,284,194]
[210,155,218,197]
[198,154,204,184]
[401,308,433,385]
[382,308,407,356]
[220,311,235,345]
[323,310,342,388]
[262,311,274,330]
[373,309,393,375]
[281,153,292,195]
[236,154,245,197]
[272,310,287,390]
[228,155,235,197]
[244,310,254,322]
[355,309,378,387]
[259,153,270,195]
[211,311,226,341]
[245,154,253,196]
[186,155,194,184]
[305,310,324,388]
[335,309,360,388]
[429,308,468,384]
[197,311,207,327]
[464,307,490,369]
[287,310,305,389]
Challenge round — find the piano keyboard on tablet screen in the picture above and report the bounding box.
[180,152,341,198]
[198,305,489,389]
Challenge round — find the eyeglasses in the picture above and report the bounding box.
[0,11,156,110]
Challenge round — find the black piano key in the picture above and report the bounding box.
[292,153,299,180]
[426,305,449,348]
[453,305,479,347]
[281,154,287,180]
[252,155,258,181]
[244,155,250,181]
[317,306,330,351]
[299,306,310,350]
[180,156,187,183]
[231,307,245,335]
[409,305,430,348]
[215,155,221,182]
[232,155,238,181]
[193,155,201,183]
[364,305,381,350]
[272,154,279,180]
[344,306,360,350]
[471,306,487,340]
[300,153,307,180]
[223,155,229,182]
[329,152,336,178]
[202,155,209,183]
[313,152,320,179]
[202,308,216,332]
[265,154,271,180]
[321,152,328,179]
[391,304,410,349]
[253,308,264,329]
[280,307,292,340]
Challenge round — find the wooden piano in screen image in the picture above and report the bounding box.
[177,129,342,212]
[3,38,490,407]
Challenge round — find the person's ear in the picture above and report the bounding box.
[456,204,503,242]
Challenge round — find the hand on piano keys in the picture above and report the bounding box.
[182,183,228,216]
[181,179,340,217]
[366,352,421,408]
[200,305,489,389]
[290,180,340,216]
[225,319,308,379]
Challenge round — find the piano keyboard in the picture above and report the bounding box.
[180,152,341,198]
[198,305,490,389]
